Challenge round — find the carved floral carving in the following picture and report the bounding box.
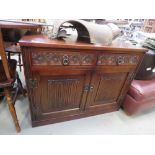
[32,51,95,66]
[98,54,139,65]
[81,55,95,65]
[98,55,116,65]
[32,52,62,65]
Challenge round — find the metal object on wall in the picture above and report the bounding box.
[51,19,121,45]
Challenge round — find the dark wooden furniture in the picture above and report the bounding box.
[5,44,23,71]
[19,35,147,127]
[0,20,41,73]
[0,20,41,132]
[0,20,41,29]
[0,29,25,132]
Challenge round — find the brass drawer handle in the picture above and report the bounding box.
[62,55,69,65]
[117,56,124,65]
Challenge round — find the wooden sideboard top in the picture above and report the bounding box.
[19,34,147,53]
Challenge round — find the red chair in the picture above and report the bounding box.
[122,50,155,115]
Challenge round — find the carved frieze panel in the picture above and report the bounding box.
[97,54,139,65]
[98,55,116,65]
[32,52,62,65]
[81,54,96,65]
[32,51,95,66]
[68,55,81,65]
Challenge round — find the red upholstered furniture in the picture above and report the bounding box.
[123,79,155,115]
[123,50,155,115]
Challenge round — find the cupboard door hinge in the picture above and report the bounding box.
[29,79,38,88]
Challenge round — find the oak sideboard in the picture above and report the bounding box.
[19,35,147,127]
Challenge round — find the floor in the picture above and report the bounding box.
[1,94,155,135]
[1,56,155,135]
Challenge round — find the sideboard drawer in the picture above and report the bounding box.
[97,54,140,66]
[32,51,97,66]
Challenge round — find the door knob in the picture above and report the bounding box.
[90,85,94,91]
[84,85,94,92]
[84,85,89,92]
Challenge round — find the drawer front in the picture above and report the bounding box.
[32,51,96,66]
[97,54,140,66]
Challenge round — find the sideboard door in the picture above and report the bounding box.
[85,71,130,110]
[32,73,91,121]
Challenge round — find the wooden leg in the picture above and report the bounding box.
[4,88,21,133]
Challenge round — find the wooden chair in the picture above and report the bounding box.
[5,44,23,72]
[2,27,41,72]
[0,29,25,132]
[2,28,26,72]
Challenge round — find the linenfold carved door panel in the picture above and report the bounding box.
[85,71,128,110]
[34,73,91,120]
